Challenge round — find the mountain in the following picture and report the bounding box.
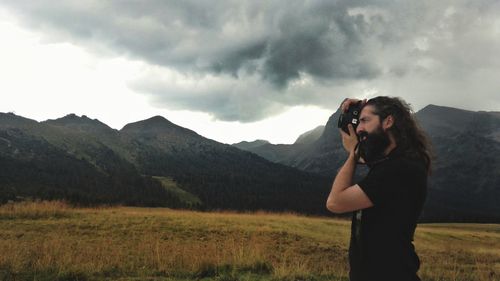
[231,125,329,169]
[0,113,183,207]
[44,114,114,135]
[233,141,298,164]
[0,113,331,215]
[415,105,500,222]
[233,140,270,150]
[415,105,470,134]
[119,116,331,214]
[121,115,200,142]
[246,125,326,166]
[416,104,500,141]
[233,105,500,222]
[233,110,346,175]
[294,125,325,145]
[0,112,39,128]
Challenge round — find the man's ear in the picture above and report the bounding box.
[382,115,394,130]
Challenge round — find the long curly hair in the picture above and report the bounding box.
[365,96,434,174]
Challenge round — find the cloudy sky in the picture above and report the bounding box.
[1,1,499,144]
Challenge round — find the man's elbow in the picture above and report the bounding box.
[326,199,348,214]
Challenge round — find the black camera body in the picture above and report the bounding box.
[338,101,363,134]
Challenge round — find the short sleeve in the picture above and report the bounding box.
[357,161,405,207]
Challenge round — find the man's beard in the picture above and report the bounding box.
[357,127,391,165]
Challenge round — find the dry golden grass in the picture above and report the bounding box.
[415,224,500,281]
[0,201,498,281]
[0,200,73,219]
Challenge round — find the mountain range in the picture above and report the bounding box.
[0,112,330,215]
[1,104,499,222]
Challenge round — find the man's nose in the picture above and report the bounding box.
[356,124,364,134]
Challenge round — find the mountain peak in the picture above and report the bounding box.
[417,104,474,115]
[0,112,39,128]
[47,113,98,123]
[120,115,199,139]
[121,115,174,131]
[415,104,481,138]
[320,108,342,142]
[294,125,325,145]
[234,139,270,145]
[44,114,113,133]
[232,139,270,150]
[143,115,174,126]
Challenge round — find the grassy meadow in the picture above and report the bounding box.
[0,201,498,281]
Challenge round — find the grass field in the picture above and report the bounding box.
[0,201,498,281]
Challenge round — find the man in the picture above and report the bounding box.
[326,96,432,281]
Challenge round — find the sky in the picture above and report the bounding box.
[1,1,499,144]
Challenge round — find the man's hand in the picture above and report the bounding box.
[340,124,358,154]
[341,98,367,113]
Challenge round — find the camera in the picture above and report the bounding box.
[338,100,363,134]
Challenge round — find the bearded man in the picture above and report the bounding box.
[326,96,433,281]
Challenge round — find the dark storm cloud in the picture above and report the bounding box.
[1,1,384,83]
[2,0,500,121]
[129,70,285,122]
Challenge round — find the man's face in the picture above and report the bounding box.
[356,105,382,138]
[356,105,391,163]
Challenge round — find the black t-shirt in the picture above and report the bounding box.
[348,148,427,281]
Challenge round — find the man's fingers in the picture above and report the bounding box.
[342,101,350,112]
[339,128,348,138]
[348,124,356,136]
[341,98,361,112]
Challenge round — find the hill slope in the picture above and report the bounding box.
[119,116,331,214]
